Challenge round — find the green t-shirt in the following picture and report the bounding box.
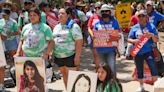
[21,22,53,57]
[53,23,83,58]
[18,11,29,27]
[41,11,47,24]
[0,18,18,40]
[97,82,121,92]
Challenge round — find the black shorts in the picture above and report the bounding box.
[54,54,76,67]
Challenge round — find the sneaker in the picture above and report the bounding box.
[136,87,145,92]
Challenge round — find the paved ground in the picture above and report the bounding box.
[5,32,164,92]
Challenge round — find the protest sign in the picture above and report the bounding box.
[93,30,119,47]
[130,33,151,57]
[116,3,132,28]
[67,70,97,92]
[15,57,46,92]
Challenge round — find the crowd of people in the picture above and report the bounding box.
[0,0,164,92]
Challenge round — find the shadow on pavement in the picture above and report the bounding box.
[116,61,133,74]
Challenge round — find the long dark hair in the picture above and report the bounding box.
[97,63,122,92]
[71,74,91,92]
[23,60,44,92]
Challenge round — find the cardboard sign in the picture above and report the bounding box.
[0,37,6,67]
[93,30,119,47]
[15,57,46,92]
[67,70,97,92]
[116,3,132,28]
[46,13,58,29]
[130,33,151,57]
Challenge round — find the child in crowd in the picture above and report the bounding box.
[97,63,122,92]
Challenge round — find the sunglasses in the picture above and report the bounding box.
[138,15,146,18]
[95,7,100,9]
[101,10,111,13]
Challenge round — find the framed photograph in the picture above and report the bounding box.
[0,37,6,67]
[67,70,97,92]
[15,57,46,92]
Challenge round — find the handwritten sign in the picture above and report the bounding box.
[46,13,58,29]
[130,33,151,57]
[93,30,119,47]
[116,3,132,28]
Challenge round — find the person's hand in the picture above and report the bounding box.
[42,53,49,59]
[134,39,139,43]
[13,53,20,58]
[74,56,80,67]
[146,32,154,38]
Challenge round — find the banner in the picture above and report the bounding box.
[116,3,132,28]
[46,13,58,29]
[67,70,97,92]
[14,57,46,92]
[0,37,6,67]
[130,33,151,57]
[93,30,119,47]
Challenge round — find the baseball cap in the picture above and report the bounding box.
[95,2,101,7]
[137,10,147,16]
[100,4,111,11]
[146,0,154,6]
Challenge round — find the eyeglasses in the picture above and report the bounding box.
[101,10,110,13]
[138,15,146,18]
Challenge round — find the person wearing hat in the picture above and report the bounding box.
[93,4,121,75]
[128,10,159,92]
[146,0,164,30]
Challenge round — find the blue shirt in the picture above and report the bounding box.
[94,17,120,53]
[148,11,164,27]
[128,22,158,55]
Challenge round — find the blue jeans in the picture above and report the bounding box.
[4,38,18,51]
[134,51,158,79]
[98,51,116,75]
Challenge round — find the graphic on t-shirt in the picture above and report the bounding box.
[25,29,40,48]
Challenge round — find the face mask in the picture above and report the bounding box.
[101,13,110,18]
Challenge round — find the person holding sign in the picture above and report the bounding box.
[93,4,121,75]
[128,10,159,92]
[14,7,54,58]
[53,8,83,87]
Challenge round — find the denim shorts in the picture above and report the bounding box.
[4,38,18,51]
[134,51,158,79]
